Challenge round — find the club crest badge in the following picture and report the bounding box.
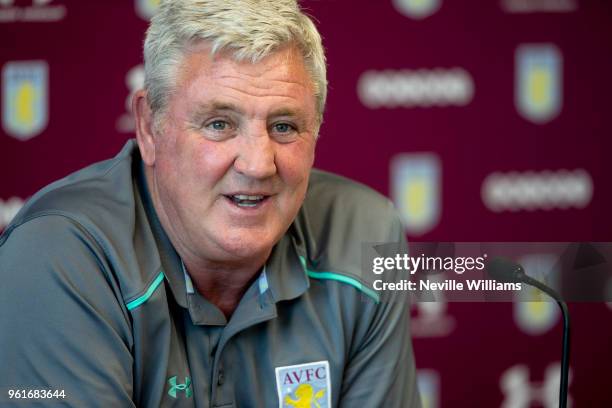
[417,369,440,408]
[275,361,331,408]
[393,0,442,19]
[391,153,441,236]
[135,0,160,20]
[2,61,48,141]
[515,44,563,124]
[514,254,560,335]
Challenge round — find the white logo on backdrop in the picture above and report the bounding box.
[2,61,49,141]
[411,299,456,338]
[501,0,577,13]
[135,0,160,21]
[515,44,563,124]
[391,153,442,235]
[417,369,440,408]
[0,0,66,23]
[0,197,24,230]
[500,363,572,408]
[393,0,442,20]
[481,169,592,212]
[116,65,145,133]
[358,68,474,108]
[514,254,560,335]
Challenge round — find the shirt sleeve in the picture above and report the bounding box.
[338,218,422,408]
[0,215,135,407]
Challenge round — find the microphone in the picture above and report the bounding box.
[486,257,571,408]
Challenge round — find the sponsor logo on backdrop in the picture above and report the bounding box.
[481,169,592,212]
[391,153,441,235]
[393,0,442,19]
[116,64,145,133]
[417,369,440,408]
[2,61,48,141]
[500,363,572,408]
[514,254,560,335]
[0,197,24,230]
[515,44,562,124]
[501,0,577,13]
[411,298,455,338]
[0,0,66,23]
[135,0,160,20]
[358,68,474,108]
[275,361,331,408]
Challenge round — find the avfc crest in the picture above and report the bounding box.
[515,44,563,124]
[391,153,441,236]
[276,361,331,408]
[135,0,160,20]
[2,61,48,141]
[393,0,442,19]
[417,369,440,408]
[514,254,560,335]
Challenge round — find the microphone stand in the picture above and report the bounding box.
[521,275,570,408]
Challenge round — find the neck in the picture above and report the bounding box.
[183,258,265,318]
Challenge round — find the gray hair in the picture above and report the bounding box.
[143,0,327,133]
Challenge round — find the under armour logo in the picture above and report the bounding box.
[500,363,572,408]
[167,376,193,399]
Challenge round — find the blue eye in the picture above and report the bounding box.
[209,120,228,131]
[274,123,293,133]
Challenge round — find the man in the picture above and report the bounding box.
[0,1,421,406]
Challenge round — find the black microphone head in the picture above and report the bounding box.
[486,257,526,283]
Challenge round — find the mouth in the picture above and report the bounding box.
[223,194,270,208]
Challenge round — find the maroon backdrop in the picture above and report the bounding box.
[2,0,611,406]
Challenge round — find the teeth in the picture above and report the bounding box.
[228,194,266,207]
[233,194,264,200]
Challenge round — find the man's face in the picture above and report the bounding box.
[147,44,317,266]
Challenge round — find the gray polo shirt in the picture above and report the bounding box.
[0,140,420,407]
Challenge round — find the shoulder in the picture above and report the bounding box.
[302,168,401,241]
[6,140,138,236]
[294,169,406,304]
[0,140,161,307]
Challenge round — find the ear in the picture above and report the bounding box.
[133,89,157,166]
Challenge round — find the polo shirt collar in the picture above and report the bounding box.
[136,157,189,309]
[264,231,310,304]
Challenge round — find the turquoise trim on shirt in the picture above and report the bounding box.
[126,271,165,311]
[298,256,380,303]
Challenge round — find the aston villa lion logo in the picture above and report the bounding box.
[515,44,563,124]
[135,0,160,20]
[391,153,441,236]
[2,61,48,141]
[393,0,442,19]
[275,361,331,408]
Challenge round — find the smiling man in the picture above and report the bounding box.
[0,1,420,407]
[134,43,318,317]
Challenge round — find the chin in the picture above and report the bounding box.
[216,229,279,261]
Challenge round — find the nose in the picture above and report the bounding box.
[233,124,277,179]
